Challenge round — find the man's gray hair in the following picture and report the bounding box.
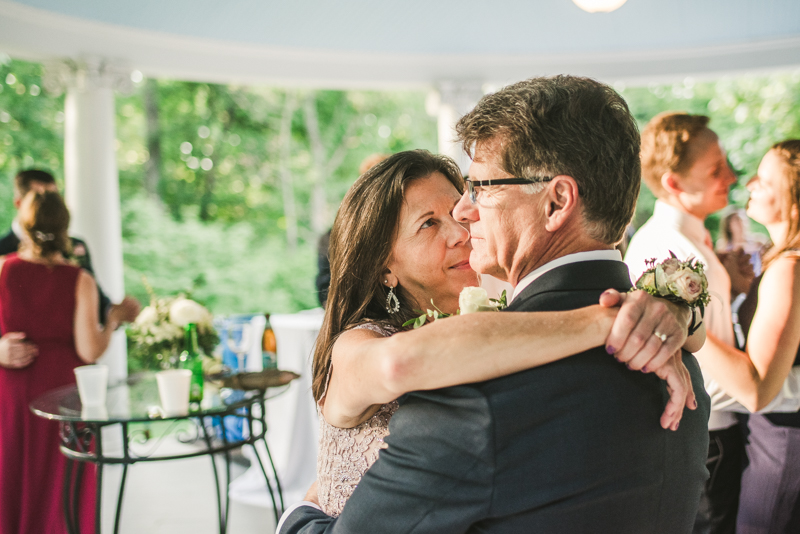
[456,75,641,245]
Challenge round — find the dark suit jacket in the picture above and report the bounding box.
[0,229,111,324]
[281,260,710,534]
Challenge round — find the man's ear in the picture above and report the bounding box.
[544,175,579,232]
[661,171,685,196]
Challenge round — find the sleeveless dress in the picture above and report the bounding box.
[0,254,96,534]
[736,264,800,534]
[316,322,399,517]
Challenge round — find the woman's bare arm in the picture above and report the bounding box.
[323,294,692,429]
[73,271,117,363]
[696,256,800,412]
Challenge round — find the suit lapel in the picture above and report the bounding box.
[506,260,633,312]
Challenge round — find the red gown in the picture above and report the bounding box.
[0,254,95,534]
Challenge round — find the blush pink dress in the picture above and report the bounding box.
[316,322,399,517]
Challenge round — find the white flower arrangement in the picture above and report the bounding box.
[403,287,507,329]
[127,288,219,371]
[635,252,711,312]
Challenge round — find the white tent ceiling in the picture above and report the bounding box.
[1,0,799,88]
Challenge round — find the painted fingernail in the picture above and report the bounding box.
[641,365,649,373]
[692,399,697,409]
[626,363,632,370]
[606,345,616,355]
[673,422,680,431]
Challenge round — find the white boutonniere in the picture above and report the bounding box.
[634,252,711,312]
[402,287,507,329]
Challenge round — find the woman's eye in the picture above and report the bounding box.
[420,219,435,229]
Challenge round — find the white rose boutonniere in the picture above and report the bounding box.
[403,287,507,329]
[458,287,491,315]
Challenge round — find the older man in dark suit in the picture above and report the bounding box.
[279,76,710,534]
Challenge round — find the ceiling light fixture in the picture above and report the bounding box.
[572,0,628,13]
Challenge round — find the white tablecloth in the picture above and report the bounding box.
[229,310,323,508]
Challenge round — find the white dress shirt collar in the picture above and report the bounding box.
[511,249,623,302]
[651,201,710,249]
[11,218,23,241]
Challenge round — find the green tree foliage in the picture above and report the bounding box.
[0,56,65,229]
[2,54,800,316]
[619,72,800,234]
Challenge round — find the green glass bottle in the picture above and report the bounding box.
[179,323,204,405]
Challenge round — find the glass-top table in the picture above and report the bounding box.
[30,371,295,534]
[30,371,269,423]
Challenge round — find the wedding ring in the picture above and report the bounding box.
[654,331,668,343]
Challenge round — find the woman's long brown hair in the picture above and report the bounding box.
[311,150,464,402]
[762,140,800,270]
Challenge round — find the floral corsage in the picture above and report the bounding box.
[402,287,507,329]
[634,252,710,334]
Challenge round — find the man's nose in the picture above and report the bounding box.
[746,175,758,190]
[453,190,478,223]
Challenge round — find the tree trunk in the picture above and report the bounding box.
[303,93,329,238]
[279,92,299,250]
[199,169,216,221]
[143,78,162,199]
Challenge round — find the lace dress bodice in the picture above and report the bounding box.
[316,322,399,517]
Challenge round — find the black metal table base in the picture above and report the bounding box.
[58,396,283,534]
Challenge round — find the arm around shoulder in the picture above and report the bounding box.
[323,308,614,427]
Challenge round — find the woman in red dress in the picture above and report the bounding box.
[0,190,137,534]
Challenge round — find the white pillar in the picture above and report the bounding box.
[45,59,131,382]
[429,81,484,175]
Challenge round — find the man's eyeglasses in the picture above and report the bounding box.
[465,177,554,204]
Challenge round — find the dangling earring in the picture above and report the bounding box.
[386,286,400,314]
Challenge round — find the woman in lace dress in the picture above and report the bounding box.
[311,150,702,517]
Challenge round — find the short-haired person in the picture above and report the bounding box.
[0,169,137,369]
[624,113,800,534]
[279,76,710,534]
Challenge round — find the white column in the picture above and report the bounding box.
[428,81,484,175]
[44,59,131,382]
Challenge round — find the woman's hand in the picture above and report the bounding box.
[652,352,696,431]
[601,289,689,370]
[304,480,320,506]
[0,332,38,369]
[599,289,697,431]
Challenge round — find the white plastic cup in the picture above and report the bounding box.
[74,365,109,407]
[156,369,192,417]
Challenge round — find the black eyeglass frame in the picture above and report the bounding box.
[465,177,554,204]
